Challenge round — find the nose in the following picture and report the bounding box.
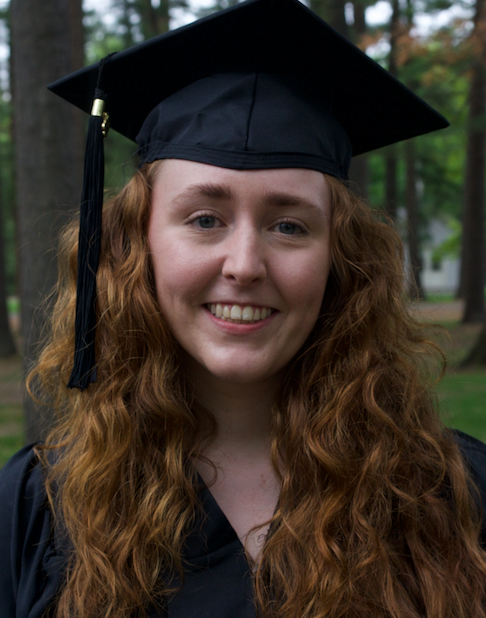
[221,223,267,285]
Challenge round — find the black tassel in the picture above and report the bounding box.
[67,92,107,390]
[68,53,115,390]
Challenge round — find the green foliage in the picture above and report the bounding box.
[432,217,462,262]
[194,0,243,18]
[364,19,471,225]
[104,131,139,196]
[6,296,19,315]
[401,34,469,219]
[423,0,455,11]
[367,151,387,209]
[84,1,172,193]
[201,0,241,8]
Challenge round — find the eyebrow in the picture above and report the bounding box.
[173,183,234,205]
[173,183,327,217]
[262,191,325,215]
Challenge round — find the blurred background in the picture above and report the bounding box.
[0,0,485,463]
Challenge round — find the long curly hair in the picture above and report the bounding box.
[31,162,486,618]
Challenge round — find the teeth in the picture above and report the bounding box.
[242,306,253,321]
[230,305,242,320]
[207,304,273,324]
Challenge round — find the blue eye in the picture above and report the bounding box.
[197,216,216,229]
[278,222,297,235]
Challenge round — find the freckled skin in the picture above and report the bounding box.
[148,159,332,390]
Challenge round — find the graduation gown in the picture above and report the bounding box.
[0,444,255,618]
[0,430,485,618]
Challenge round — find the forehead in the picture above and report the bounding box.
[152,159,331,214]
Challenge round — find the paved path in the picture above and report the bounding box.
[0,357,23,405]
[409,300,464,323]
[0,381,23,405]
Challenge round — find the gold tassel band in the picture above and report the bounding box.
[91,98,105,117]
[91,99,110,137]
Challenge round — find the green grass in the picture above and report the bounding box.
[437,370,486,442]
[423,289,486,303]
[424,293,457,303]
[0,404,25,466]
[6,296,20,315]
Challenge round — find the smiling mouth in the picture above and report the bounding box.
[207,303,274,324]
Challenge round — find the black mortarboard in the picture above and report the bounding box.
[48,0,448,390]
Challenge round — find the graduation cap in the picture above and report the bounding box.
[48,0,449,390]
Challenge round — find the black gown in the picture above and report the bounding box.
[1,430,485,618]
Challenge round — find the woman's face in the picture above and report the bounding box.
[148,159,332,387]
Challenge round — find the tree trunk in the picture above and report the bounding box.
[69,0,85,171]
[399,4,425,298]
[11,0,84,441]
[384,0,401,221]
[461,320,486,366]
[0,4,18,358]
[460,0,486,323]
[138,0,170,38]
[352,0,366,42]
[310,0,349,38]
[348,0,369,199]
[0,199,17,357]
[405,140,424,299]
[384,145,398,220]
[348,155,369,201]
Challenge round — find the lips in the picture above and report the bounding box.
[207,303,274,324]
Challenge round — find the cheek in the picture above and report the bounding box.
[149,239,217,306]
[279,251,331,313]
[149,232,182,302]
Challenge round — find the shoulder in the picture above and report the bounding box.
[0,444,47,544]
[0,445,65,617]
[449,429,486,544]
[0,443,45,507]
[450,429,486,494]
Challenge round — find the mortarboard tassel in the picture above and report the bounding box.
[67,57,113,390]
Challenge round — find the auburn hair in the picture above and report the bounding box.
[30,162,486,618]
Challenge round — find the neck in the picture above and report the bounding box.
[184,362,281,459]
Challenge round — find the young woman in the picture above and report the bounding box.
[1,1,485,617]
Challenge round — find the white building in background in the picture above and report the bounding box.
[421,218,460,295]
[399,209,460,296]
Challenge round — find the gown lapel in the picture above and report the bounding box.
[161,478,257,618]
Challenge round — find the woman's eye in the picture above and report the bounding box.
[277,221,300,235]
[196,216,217,229]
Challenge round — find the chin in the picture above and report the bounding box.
[201,361,286,386]
[210,368,271,385]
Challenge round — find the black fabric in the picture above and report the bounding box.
[48,0,449,178]
[1,431,485,617]
[136,72,351,179]
[0,446,66,618]
[67,111,105,390]
[0,445,256,618]
[162,486,255,618]
[450,429,486,546]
